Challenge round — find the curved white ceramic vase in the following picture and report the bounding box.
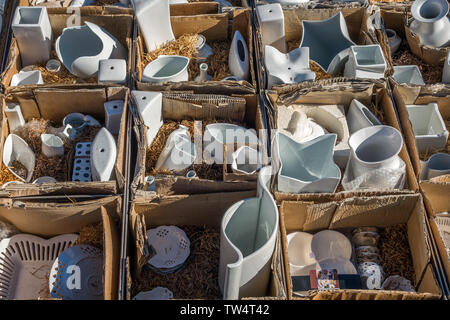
[3,134,36,182]
[56,22,126,78]
[229,30,249,81]
[132,0,175,52]
[346,99,381,134]
[348,125,403,179]
[300,12,355,74]
[393,65,425,85]
[41,134,64,157]
[142,55,189,83]
[155,125,196,172]
[264,46,316,88]
[194,63,212,82]
[443,51,450,83]
[91,127,117,181]
[409,0,450,48]
[204,123,260,164]
[272,131,341,193]
[219,166,278,300]
[386,29,401,54]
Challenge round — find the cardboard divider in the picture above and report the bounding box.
[0,86,129,197]
[133,6,256,94]
[127,196,287,299]
[279,194,442,299]
[254,6,377,90]
[1,7,134,90]
[131,93,267,197]
[0,195,122,300]
[264,79,419,203]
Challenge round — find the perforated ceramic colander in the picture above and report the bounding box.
[49,245,103,300]
[147,226,190,271]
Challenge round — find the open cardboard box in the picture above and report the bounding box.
[422,182,450,285]
[280,193,442,299]
[131,92,268,198]
[0,0,16,74]
[392,84,450,195]
[0,85,129,197]
[265,79,419,203]
[133,5,256,94]
[0,195,121,300]
[126,196,287,300]
[1,6,134,91]
[254,6,380,90]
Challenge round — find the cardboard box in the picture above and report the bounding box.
[0,85,129,197]
[126,196,287,300]
[279,193,442,299]
[265,79,419,203]
[0,0,16,74]
[133,5,256,94]
[254,6,379,90]
[1,7,134,91]
[0,195,122,300]
[131,93,268,198]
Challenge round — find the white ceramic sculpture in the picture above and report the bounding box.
[344,45,387,79]
[72,158,92,182]
[272,131,341,193]
[5,103,25,132]
[264,46,316,88]
[10,70,43,86]
[347,125,404,185]
[91,127,117,181]
[423,153,450,180]
[229,30,249,81]
[41,134,64,157]
[231,146,262,175]
[142,55,189,83]
[131,90,163,146]
[310,230,352,262]
[12,7,52,66]
[300,12,355,74]
[56,22,127,78]
[132,0,175,52]
[3,134,36,182]
[346,99,381,134]
[386,29,401,54]
[33,176,57,184]
[282,110,325,143]
[393,65,425,85]
[155,125,196,172]
[203,123,260,164]
[256,4,287,53]
[409,0,450,48]
[133,287,174,300]
[104,100,124,135]
[194,63,212,82]
[219,166,278,300]
[443,51,450,83]
[98,59,127,84]
[406,103,449,153]
[46,59,61,73]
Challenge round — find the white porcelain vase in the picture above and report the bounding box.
[219,166,278,300]
[229,30,249,81]
[2,134,36,182]
[142,55,189,83]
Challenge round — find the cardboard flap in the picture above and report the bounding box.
[309,289,438,300]
[281,201,337,233]
[171,13,229,41]
[162,93,246,121]
[154,177,256,195]
[420,181,450,214]
[170,2,220,16]
[101,205,120,300]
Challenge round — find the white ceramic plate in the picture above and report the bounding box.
[147,226,190,270]
[287,231,316,274]
[311,230,352,262]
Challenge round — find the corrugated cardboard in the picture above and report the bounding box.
[254,6,377,90]
[1,7,134,91]
[0,86,129,197]
[265,79,419,203]
[280,194,442,299]
[127,195,287,299]
[133,6,256,94]
[131,93,267,197]
[0,195,121,300]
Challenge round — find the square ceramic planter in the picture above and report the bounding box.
[344,45,387,79]
[256,3,287,53]
[406,103,449,153]
[98,59,127,84]
[393,65,425,85]
[11,6,52,66]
